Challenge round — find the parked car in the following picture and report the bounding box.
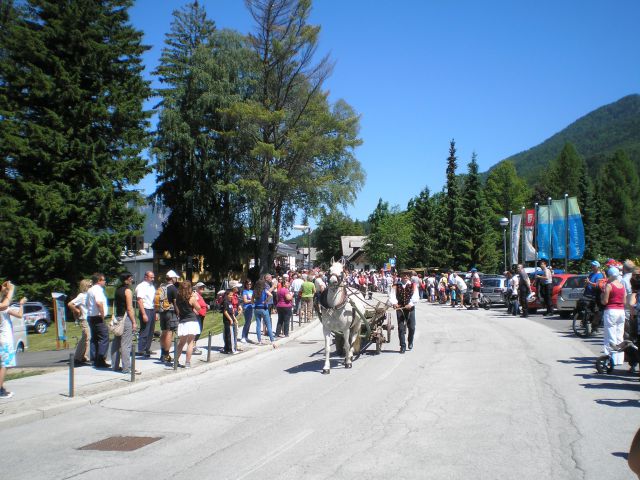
[479,275,508,305]
[556,274,588,317]
[11,301,51,334]
[528,273,576,314]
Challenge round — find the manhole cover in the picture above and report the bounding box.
[79,436,162,452]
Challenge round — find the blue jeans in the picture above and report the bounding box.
[254,308,274,343]
[241,305,253,340]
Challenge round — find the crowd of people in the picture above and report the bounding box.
[1,256,638,400]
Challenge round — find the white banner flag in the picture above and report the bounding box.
[511,214,521,266]
[524,209,537,261]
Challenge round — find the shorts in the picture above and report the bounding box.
[159,311,178,331]
[0,342,16,368]
[472,286,481,293]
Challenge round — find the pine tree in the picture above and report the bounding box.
[595,150,640,258]
[445,140,468,269]
[0,0,150,297]
[151,2,247,279]
[547,143,585,198]
[407,187,437,267]
[462,153,499,271]
[484,161,531,218]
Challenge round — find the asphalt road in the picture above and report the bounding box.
[3,301,638,480]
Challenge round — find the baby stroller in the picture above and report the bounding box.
[597,339,639,375]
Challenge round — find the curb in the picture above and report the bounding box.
[0,319,321,429]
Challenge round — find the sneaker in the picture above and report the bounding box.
[121,369,142,375]
[192,348,202,355]
[185,362,191,369]
[240,338,247,344]
[408,343,413,350]
[0,387,14,399]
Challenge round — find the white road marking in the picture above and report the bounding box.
[235,429,314,480]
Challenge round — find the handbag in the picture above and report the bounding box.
[108,311,125,336]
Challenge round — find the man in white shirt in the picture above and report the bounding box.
[85,272,110,368]
[389,270,420,353]
[135,270,157,358]
[290,273,304,315]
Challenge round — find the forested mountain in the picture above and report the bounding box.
[489,94,640,182]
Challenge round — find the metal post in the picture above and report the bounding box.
[508,210,513,268]
[534,202,539,266]
[521,207,525,266]
[206,331,212,363]
[564,193,569,272]
[130,334,137,383]
[502,227,507,273]
[548,197,552,262]
[306,228,310,270]
[68,353,75,398]
[173,335,179,370]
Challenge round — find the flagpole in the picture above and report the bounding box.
[534,202,539,266]
[548,197,552,263]
[521,206,525,267]
[509,210,513,268]
[564,193,569,272]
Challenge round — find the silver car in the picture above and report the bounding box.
[557,274,588,317]
[479,276,508,305]
[12,301,51,334]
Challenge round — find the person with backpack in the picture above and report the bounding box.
[155,270,179,364]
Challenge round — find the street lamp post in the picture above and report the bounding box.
[499,217,509,272]
[293,224,311,270]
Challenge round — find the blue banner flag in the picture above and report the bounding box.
[567,197,585,260]
[551,200,567,259]
[537,205,551,261]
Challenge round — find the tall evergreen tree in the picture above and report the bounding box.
[445,139,467,269]
[462,153,499,271]
[152,2,248,279]
[547,143,585,198]
[595,150,640,258]
[407,187,437,267]
[484,160,531,219]
[0,0,151,297]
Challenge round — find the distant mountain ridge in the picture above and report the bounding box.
[488,94,640,182]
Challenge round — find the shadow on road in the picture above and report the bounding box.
[612,452,629,460]
[596,399,639,408]
[284,359,330,374]
[580,382,640,393]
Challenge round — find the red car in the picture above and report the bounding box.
[527,273,576,314]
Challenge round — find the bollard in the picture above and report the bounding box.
[131,333,137,383]
[206,331,212,363]
[173,334,178,370]
[68,353,75,398]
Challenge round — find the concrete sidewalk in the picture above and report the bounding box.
[0,315,320,429]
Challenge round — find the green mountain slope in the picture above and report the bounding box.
[492,94,640,182]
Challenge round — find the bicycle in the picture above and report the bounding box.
[571,297,602,338]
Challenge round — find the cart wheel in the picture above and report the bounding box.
[386,314,392,343]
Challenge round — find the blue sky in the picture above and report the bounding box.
[130,0,640,225]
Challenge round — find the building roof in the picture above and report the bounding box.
[341,236,367,258]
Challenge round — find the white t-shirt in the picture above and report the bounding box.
[0,311,13,345]
[86,284,108,317]
[70,292,88,321]
[455,276,467,292]
[314,277,326,293]
[135,281,156,309]
[290,278,304,293]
